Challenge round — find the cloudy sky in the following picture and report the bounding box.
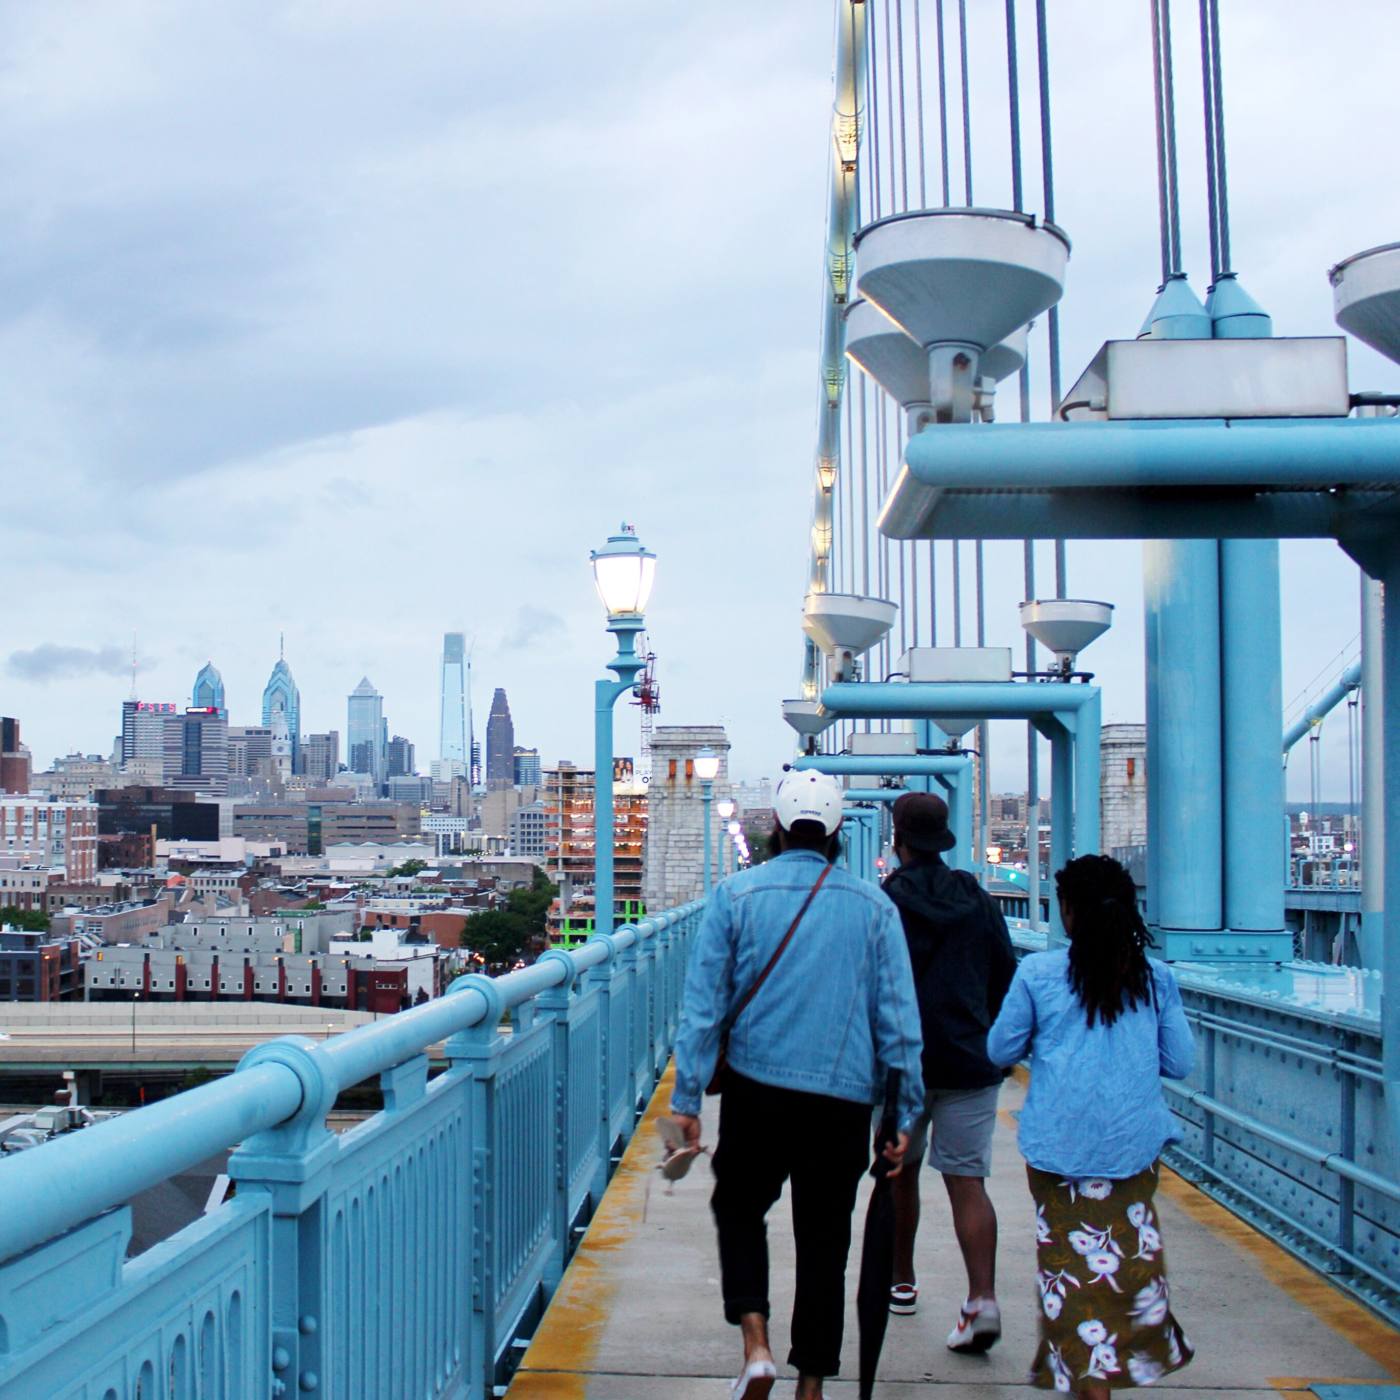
[1,1,1395,801]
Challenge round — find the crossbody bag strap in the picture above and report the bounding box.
[731,863,832,1025]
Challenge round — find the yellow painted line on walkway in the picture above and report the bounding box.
[1156,1166,1400,1381]
[507,1066,676,1399]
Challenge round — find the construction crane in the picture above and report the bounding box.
[631,640,661,784]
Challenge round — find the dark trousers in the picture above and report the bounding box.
[710,1070,871,1378]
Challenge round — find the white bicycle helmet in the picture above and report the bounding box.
[774,769,844,835]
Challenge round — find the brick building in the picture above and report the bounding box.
[0,796,98,884]
[0,928,84,1002]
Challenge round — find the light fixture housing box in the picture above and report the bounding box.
[899,647,1013,683]
[1059,337,1349,422]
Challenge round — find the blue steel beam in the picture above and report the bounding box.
[1283,660,1362,755]
[878,418,1400,541]
[793,753,973,776]
[906,418,1400,489]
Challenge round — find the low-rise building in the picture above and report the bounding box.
[0,796,99,884]
[0,927,84,1002]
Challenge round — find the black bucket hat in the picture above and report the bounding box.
[891,791,957,854]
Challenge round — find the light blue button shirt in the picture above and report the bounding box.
[672,849,924,1130]
[987,948,1195,1179]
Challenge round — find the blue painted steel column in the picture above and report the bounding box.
[1379,548,1400,1147]
[593,618,644,935]
[1144,540,1224,949]
[1049,725,1073,945]
[1073,686,1102,856]
[1221,539,1287,939]
[1362,574,1385,970]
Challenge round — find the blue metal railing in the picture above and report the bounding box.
[0,901,703,1399]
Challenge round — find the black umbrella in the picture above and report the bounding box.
[856,1070,901,1400]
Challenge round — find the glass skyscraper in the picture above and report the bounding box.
[348,677,385,786]
[192,661,226,717]
[439,633,471,769]
[261,650,301,772]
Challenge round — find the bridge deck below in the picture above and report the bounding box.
[511,1070,1400,1398]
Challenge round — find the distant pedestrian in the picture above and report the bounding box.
[987,854,1195,1397]
[670,769,924,1400]
[881,791,1017,1354]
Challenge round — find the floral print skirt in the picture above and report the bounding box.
[1026,1162,1193,1391]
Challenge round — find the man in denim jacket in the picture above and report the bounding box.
[671,769,924,1400]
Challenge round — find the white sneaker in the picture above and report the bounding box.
[947,1297,1001,1354]
[730,1357,776,1399]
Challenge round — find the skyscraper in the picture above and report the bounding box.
[162,708,230,795]
[485,689,515,790]
[192,662,226,717]
[347,678,385,787]
[120,700,176,768]
[261,646,301,773]
[439,633,472,771]
[387,735,416,778]
[303,731,340,783]
[513,746,541,788]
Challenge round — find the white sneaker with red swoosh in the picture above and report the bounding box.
[947,1297,1001,1353]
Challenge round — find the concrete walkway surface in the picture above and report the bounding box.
[510,1068,1400,1399]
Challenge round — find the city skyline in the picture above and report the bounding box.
[1,3,1393,798]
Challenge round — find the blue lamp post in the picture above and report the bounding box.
[717,798,736,877]
[695,748,720,894]
[590,525,656,934]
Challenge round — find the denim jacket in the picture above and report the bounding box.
[986,949,1195,1179]
[671,849,924,1130]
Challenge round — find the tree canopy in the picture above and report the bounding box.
[0,906,50,932]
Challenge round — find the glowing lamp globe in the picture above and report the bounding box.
[694,749,721,782]
[591,525,657,618]
[727,820,742,837]
[717,798,736,820]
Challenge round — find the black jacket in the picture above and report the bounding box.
[882,856,1018,1091]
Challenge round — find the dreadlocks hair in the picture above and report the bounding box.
[1055,854,1157,1029]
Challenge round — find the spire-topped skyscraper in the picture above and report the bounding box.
[192,661,226,717]
[485,688,515,790]
[439,633,472,772]
[261,642,301,774]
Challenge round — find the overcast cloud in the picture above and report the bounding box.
[0,1,1394,802]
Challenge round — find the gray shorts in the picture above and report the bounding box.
[907,1082,1001,1177]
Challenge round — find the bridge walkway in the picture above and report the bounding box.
[511,1070,1400,1398]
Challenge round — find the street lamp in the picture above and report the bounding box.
[717,798,735,876]
[591,525,656,934]
[695,748,720,894]
[131,991,140,1054]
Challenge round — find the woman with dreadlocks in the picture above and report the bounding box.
[987,855,1195,1396]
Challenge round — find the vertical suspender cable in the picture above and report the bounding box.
[1207,0,1232,274]
[1005,0,1023,212]
[913,0,929,206]
[1197,0,1221,283]
[936,0,951,205]
[869,3,883,220]
[1021,362,1041,923]
[859,375,872,596]
[1035,0,1068,595]
[1160,0,1183,275]
[929,543,939,644]
[895,0,910,212]
[884,0,898,211]
[1148,0,1173,286]
[976,538,990,876]
[952,541,963,646]
[958,0,973,202]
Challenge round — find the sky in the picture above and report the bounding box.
[0,1,1395,802]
